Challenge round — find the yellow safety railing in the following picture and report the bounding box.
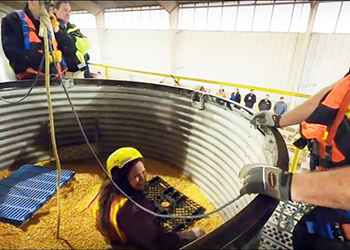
[287,143,310,173]
[290,147,301,173]
[90,63,311,99]
[90,63,181,87]
[90,62,312,172]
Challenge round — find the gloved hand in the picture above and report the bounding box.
[49,50,62,63]
[239,163,293,201]
[250,111,281,128]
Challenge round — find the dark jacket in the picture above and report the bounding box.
[55,20,78,58]
[258,99,272,111]
[1,4,70,78]
[230,92,241,103]
[244,93,256,108]
[118,193,197,249]
[1,5,45,75]
[55,19,90,73]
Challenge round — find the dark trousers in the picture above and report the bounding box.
[293,207,350,249]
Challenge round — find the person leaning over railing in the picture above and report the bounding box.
[239,69,350,249]
[1,0,67,80]
[51,0,92,78]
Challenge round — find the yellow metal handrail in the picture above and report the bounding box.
[90,62,311,99]
[286,143,310,173]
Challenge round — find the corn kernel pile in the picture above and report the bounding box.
[0,158,223,249]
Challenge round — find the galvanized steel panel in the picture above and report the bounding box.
[0,80,287,225]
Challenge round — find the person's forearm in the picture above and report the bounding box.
[279,80,340,127]
[291,166,350,210]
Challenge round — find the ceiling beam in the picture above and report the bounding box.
[71,1,103,16]
[156,1,178,13]
[0,2,15,14]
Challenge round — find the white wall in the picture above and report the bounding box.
[176,31,299,91]
[98,29,350,101]
[80,29,102,64]
[102,29,171,74]
[300,34,350,94]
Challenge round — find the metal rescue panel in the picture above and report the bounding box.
[0,79,288,249]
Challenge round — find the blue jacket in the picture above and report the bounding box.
[274,102,287,115]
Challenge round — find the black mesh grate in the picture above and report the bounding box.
[145,176,206,232]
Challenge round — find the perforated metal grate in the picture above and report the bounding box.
[259,201,309,250]
[260,222,294,249]
[145,176,205,232]
[0,165,75,226]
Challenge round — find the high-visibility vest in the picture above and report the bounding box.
[88,192,128,244]
[66,25,91,70]
[300,74,350,169]
[16,10,67,79]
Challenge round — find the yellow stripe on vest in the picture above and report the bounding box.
[111,197,128,243]
[346,105,350,119]
[92,200,99,220]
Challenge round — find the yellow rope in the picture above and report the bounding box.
[39,3,62,239]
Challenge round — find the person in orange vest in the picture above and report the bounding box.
[89,147,205,249]
[239,71,350,249]
[1,1,67,80]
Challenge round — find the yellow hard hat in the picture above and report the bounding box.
[106,147,143,177]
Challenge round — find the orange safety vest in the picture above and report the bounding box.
[88,192,128,244]
[300,74,350,170]
[16,10,67,80]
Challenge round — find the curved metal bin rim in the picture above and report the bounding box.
[0,78,289,249]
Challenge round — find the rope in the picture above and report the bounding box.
[44,20,245,220]
[0,55,45,104]
[59,79,244,220]
[38,2,62,239]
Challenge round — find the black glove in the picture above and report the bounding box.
[250,111,281,128]
[239,163,293,201]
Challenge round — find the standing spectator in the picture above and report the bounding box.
[52,0,92,78]
[244,89,256,109]
[258,94,272,111]
[216,85,226,98]
[230,88,241,103]
[274,96,288,115]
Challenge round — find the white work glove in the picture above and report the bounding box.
[239,163,293,201]
[250,111,281,128]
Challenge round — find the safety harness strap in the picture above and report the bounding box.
[17,10,31,50]
[326,75,350,145]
